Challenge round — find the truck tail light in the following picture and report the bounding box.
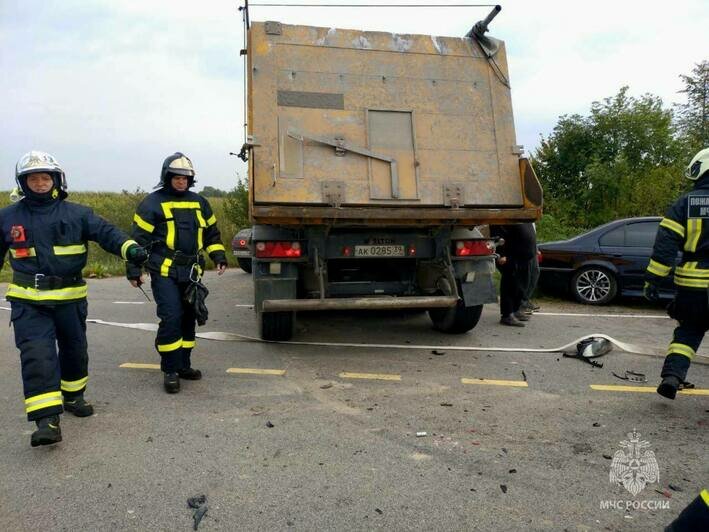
[238,239,248,247]
[537,250,543,264]
[255,241,302,258]
[453,240,495,257]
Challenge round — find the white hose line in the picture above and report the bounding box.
[81,317,709,365]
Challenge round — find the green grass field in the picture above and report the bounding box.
[0,191,239,282]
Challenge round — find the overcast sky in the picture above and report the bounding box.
[1,0,707,192]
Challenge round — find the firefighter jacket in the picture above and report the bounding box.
[127,188,226,280]
[647,177,709,290]
[0,198,137,304]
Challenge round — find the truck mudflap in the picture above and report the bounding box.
[457,258,498,307]
[262,295,458,312]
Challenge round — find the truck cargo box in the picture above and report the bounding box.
[247,21,542,226]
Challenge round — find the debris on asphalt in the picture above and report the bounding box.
[266,421,275,428]
[187,495,208,530]
[602,454,612,460]
[679,380,695,390]
[509,469,517,474]
[655,489,672,499]
[431,350,446,356]
[521,370,527,382]
[592,422,601,427]
[562,337,612,368]
[375,508,383,515]
[440,402,453,407]
[612,370,647,383]
[500,485,508,494]
[668,484,683,492]
[416,431,427,437]
[319,383,333,389]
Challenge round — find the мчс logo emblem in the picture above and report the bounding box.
[609,430,659,496]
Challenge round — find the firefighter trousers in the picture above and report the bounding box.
[10,300,89,421]
[662,289,709,381]
[151,275,197,373]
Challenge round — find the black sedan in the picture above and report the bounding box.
[538,216,676,304]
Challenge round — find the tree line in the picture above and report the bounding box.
[532,60,707,229]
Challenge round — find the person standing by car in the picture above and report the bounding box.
[127,153,227,394]
[644,147,709,399]
[490,223,537,326]
[0,151,148,447]
[520,223,540,313]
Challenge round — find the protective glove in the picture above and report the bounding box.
[126,244,148,265]
[643,280,660,302]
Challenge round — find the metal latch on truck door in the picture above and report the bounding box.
[443,183,466,208]
[287,128,401,198]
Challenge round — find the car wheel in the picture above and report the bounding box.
[237,257,252,274]
[571,266,617,305]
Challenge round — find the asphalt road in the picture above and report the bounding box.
[0,270,707,531]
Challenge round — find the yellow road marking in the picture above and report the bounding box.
[339,372,401,381]
[120,363,160,370]
[226,368,286,376]
[461,378,528,387]
[590,384,709,395]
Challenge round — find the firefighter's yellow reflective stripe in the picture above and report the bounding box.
[668,343,695,359]
[206,214,217,226]
[182,340,196,349]
[60,376,88,392]
[647,259,671,277]
[53,244,87,255]
[676,265,709,278]
[157,338,183,352]
[196,210,207,228]
[659,217,685,237]
[120,239,138,260]
[10,247,36,258]
[205,243,226,254]
[161,201,201,211]
[133,213,155,233]
[25,391,62,414]
[684,219,702,252]
[165,220,176,249]
[6,283,87,301]
[701,489,709,507]
[198,228,204,252]
[684,261,698,269]
[160,257,173,277]
[674,277,709,288]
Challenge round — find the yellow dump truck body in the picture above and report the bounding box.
[247,20,541,225]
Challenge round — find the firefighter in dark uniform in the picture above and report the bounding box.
[0,151,147,447]
[127,153,227,394]
[665,488,709,531]
[645,148,709,399]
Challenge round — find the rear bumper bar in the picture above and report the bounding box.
[262,295,458,312]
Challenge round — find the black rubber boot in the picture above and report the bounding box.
[177,368,202,381]
[500,314,525,327]
[657,376,680,400]
[31,415,62,447]
[164,372,180,394]
[63,395,94,417]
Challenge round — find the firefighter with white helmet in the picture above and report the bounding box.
[644,147,709,399]
[0,151,148,447]
[127,153,227,394]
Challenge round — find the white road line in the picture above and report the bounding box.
[234,304,253,308]
[536,312,668,319]
[113,301,145,305]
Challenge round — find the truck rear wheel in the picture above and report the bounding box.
[258,310,295,341]
[428,302,483,334]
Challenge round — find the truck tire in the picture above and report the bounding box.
[237,257,252,274]
[258,310,295,341]
[428,302,483,334]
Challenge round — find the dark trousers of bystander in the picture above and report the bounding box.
[499,259,531,317]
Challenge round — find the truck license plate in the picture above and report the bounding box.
[354,245,405,257]
[233,250,251,257]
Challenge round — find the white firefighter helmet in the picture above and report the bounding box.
[159,152,196,188]
[685,147,709,181]
[15,150,67,196]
